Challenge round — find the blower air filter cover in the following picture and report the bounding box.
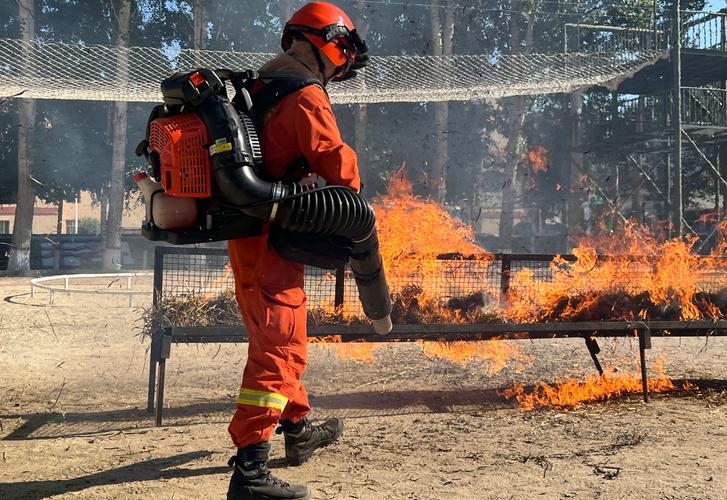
[149,112,211,198]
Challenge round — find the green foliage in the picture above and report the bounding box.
[77,217,100,234]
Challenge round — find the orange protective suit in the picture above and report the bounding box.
[228,83,360,448]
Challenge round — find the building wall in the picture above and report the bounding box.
[0,191,146,235]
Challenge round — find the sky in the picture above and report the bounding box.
[706,0,726,11]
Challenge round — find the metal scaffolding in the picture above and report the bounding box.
[567,6,727,248]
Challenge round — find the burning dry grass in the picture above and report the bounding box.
[504,223,727,323]
[309,335,383,363]
[390,285,502,325]
[501,359,697,410]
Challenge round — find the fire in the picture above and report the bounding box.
[373,166,490,277]
[204,263,233,300]
[528,145,549,173]
[373,167,494,321]
[419,338,532,375]
[310,335,381,363]
[503,221,723,322]
[501,359,696,410]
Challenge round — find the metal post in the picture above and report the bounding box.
[583,335,604,375]
[155,333,172,426]
[147,331,160,413]
[155,359,166,426]
[499,254,511,297]
[147,246,164,413]
[672,3,683,236]
[334,265,345,310]
[637,326,652,403]
[717,150,721,235]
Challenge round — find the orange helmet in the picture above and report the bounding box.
[282,2,364,70]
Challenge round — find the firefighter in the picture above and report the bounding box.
[226,3,369,499]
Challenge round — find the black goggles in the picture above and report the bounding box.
[287,24,366,60]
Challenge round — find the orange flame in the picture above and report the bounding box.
[373,166,490,277]
[502,221,723,322]
[711,219,727,256]
[528,145,550,173]
[204,263,233,300]
[419,338,532,375]
[501,359,696,410]
[310,335,381,363]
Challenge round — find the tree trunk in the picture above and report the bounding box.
[497,98,526,252]
[7,0,36,275]
[53,199,64,271]
[99,185,108,238]
[566,91,584,247]
[103,0,131,271]
[193,0,206,50]
[354,0,369,190]
[497,3,534,252]
[193,0,206,67]
[429,0,455,204]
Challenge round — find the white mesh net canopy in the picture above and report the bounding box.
[0,38,666,104]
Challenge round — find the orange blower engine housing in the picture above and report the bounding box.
[135,69,264,245]
[149,113,211,198]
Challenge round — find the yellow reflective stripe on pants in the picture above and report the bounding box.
[237,388,288,411]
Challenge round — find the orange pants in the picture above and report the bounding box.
[228,236,310,448]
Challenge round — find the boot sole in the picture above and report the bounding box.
[286,422,344,466]
[227,487,310,500]
[228,493,310,500]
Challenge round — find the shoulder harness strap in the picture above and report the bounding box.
[246,74,324,132]
[245,75,325,182]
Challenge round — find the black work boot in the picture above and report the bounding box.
[277,417,344,466]
[227,442,309,500]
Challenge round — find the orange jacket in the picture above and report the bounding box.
[228,84,361,302]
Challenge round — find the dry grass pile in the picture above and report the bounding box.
[138,289,241,337]
[532,289,727,323]
[138,286,727,338]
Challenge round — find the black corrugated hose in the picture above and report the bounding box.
[205,96,392,334]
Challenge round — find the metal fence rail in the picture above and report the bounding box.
[31,272,152,306]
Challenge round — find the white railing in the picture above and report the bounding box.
[30,272,153,307]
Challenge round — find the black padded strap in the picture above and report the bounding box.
[249,76,324,129]
[246,76,325,182]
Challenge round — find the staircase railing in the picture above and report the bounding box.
[681,87,727,128]
[681,10,727,51]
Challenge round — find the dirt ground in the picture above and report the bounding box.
[1,276,727,499]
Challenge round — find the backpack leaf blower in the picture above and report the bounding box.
[135,68,392,334]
